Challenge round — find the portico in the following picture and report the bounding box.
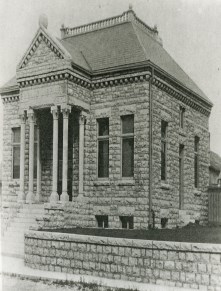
[18,104,87,204]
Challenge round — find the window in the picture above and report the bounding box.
[121,115,134,177]
[194,136,200,188]
[97,118,109,178]
[34,126,38,179]
[179,144,184,209]
[161,120,168,181]
[120,216,134,229]
[179,106,185,129]
[96,215,108,228]
[12,128,21,179]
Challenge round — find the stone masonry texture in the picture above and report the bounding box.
[2,73,210,230]
[25,231,221,290]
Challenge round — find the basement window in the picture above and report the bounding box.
[96,215,108,228]
[120,216,134,229]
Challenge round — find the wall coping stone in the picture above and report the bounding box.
[25,230,221,253]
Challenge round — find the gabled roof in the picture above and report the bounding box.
[1,76,18,89]
[17,25,72,70]
[0,76,18,94]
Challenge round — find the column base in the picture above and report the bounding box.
[77,193,84,201]
[17,190,26,203]
[26,191,35,204]
[35,192,42,202]
[50,192,59,202]
[60,192,69,202]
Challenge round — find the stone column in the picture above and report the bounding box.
[50,106,59,202]
[60,105,71,202]
[78,112,87,197]
[35,123,42,202]
[26,109,35,203]
[18,112,26,202]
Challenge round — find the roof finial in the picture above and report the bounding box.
[39,14,48,29]
[154,24,158,33]
[129,3,133,10]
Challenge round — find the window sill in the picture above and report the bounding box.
[161,182,171,190]
[9,180,20,186]
[117,179,135,186]
[94,180,110,186]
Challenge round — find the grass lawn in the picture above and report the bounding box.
[43,225,221,244]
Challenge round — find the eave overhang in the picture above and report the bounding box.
[1,59,212,117]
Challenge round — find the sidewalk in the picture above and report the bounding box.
[0,255,190,291]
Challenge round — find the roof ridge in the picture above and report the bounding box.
[131,22,150,62]
[60,9,160,43]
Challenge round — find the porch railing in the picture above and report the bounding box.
[208,185,221,225]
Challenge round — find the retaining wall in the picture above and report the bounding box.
[24,230,221,290]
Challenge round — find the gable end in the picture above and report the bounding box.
[17,26,72,70]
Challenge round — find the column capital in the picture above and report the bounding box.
[79,111,88,125]
[51,106,59,120]
[61,105,71,119]
[19,111,27,124]
[27,109,35,123]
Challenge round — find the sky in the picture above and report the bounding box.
[0,0,221,162]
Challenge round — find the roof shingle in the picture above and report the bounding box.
[60,21,210,103]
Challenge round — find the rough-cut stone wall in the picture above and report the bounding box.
[1,100,30,230]
[151,85,210,227]
[36,74,210,230]
[25,231,221,290]
[20,81,68,111]
[67,80,91,106]
[2,73,211,230]
[2,101,33,203]
[84,80,150,229]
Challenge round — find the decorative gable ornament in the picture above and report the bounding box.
[17,16,72,70]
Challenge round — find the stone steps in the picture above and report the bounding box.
[1,203,44,258]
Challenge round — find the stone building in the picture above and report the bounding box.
[0,8,213,230]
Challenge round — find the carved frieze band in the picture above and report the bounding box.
[2,95,19,104]
[152,77,211,117]
[5,68,211,116]
[17,71,151,90]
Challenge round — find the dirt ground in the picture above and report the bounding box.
[44,225,221,244]
[1,275,137,291]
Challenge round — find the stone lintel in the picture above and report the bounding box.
[68,96,90,112]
